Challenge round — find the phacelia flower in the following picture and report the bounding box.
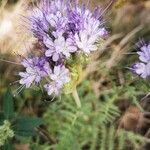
[18,0,108,97]
[132,41,150,79]
[44,65,70,95]
[75,30,98,54]
[19,57,51,88]
[44,35,77,61]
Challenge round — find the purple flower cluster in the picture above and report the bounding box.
[19,0,107,96]
[132,42,150,79]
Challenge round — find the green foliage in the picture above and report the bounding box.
[98,96,120,124]
[30,143,50,150]
[0,112,5,125]
[3,89,14,120]
[123,131,145,149]
[13,117,43,137]
[43,80,146,150]
[98,125,145,150]
[0,120,14,147]
[1,140,14,150]
[118,130,146,150]
[0,79,147,149]
[45,82,119,150]
[0,90,43,148]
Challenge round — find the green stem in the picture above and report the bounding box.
[72,88,81,108]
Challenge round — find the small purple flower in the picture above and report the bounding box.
[67,4,107,54]
[132,42,150,79]
[132,63,147,79]
[137,44,150,63]
[44,35,77,61]
[44,82,62,96]
[75,30,98,54]
[46,11,68,33]
[50,65,70,83]
[67,7,85,32]
[99,28,108,37]
[44,65,70,95]
[19,57,51,88]
[30,8,49,40]
[48,0,67,14]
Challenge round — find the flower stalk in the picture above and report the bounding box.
[72,88,81,108]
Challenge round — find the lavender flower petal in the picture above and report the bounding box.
[44,65,70,95]
[45,35,77,61]
[132,42,150,79]
[137,44,150,63]
[19,57,51,88]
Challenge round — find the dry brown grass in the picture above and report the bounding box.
[0,0,36,56]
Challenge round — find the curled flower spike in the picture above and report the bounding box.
[17,0,108,107]
[28,0,107,57]
[132,41,150,79]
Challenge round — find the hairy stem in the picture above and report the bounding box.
[72,88,81,108]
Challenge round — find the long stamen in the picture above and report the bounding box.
[51,95,56,102]
[16,85,25,95]
[99,0,114,18]
[123,52,137,55]
[43,95,56,102]
[125,67,134,70]
[9,80,20,85]
[14,84,24,93]
[13,85,25,97]
[86,0,90,7]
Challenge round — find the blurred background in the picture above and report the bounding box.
[0,0,150,150]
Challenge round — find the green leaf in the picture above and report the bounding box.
[3,89,14,119]
[0,112,5,125]
[2,140,14,150]
[15,130,36,137]
[13,117,43,137]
